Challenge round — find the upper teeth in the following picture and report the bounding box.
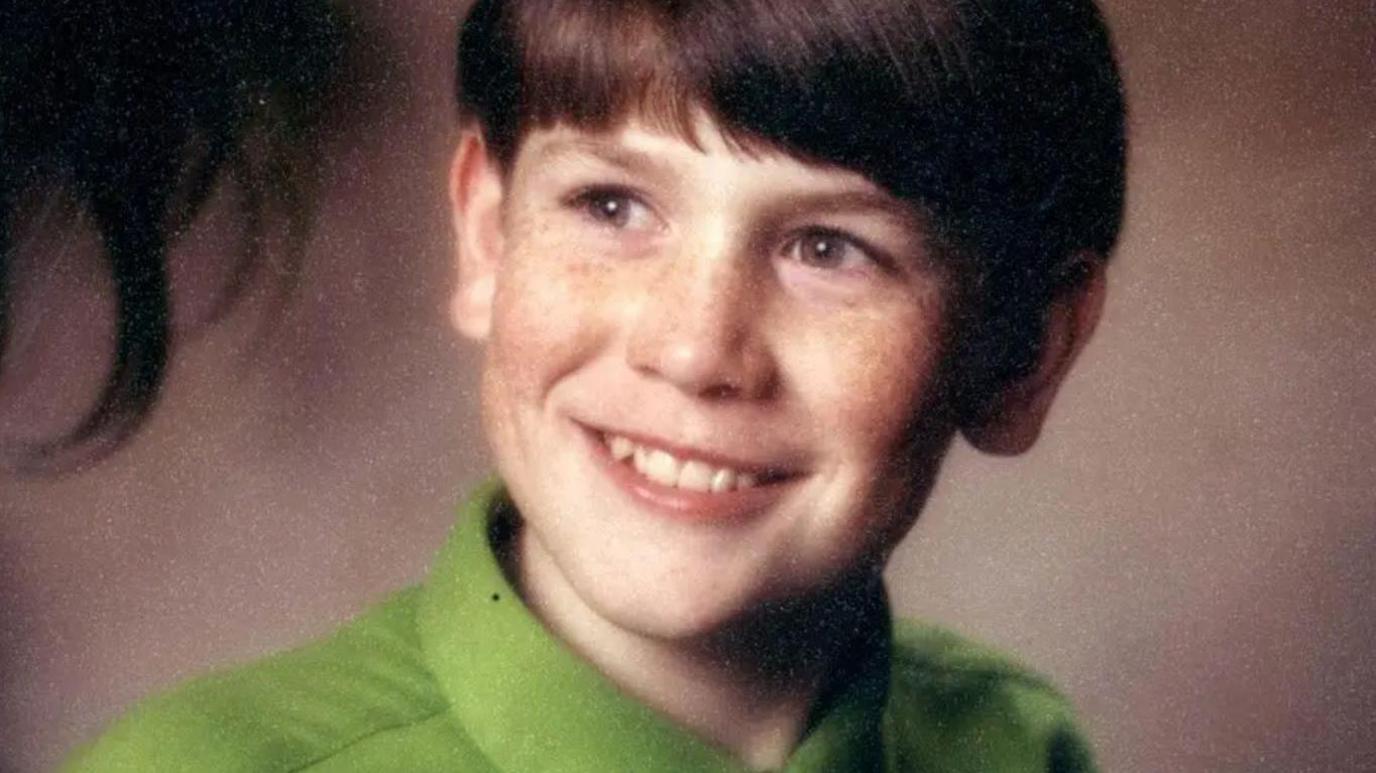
[607,434,759,492]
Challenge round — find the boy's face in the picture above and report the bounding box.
[453,115,960,639]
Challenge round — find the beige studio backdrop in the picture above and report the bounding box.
[1,1,1373,771]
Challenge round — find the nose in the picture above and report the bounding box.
[626,250,776,400]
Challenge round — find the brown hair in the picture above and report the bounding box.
[1,0,345,470]
[456,0,1127,407]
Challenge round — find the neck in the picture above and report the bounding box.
[511,527,881,771]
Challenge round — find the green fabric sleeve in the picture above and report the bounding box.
[884,620,1098,773]
[62,588,447,773]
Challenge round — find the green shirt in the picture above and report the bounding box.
[66,482,1095,772]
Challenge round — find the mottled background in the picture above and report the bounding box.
[2,1,1372,771]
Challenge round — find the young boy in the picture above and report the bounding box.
[67,0,1125,770]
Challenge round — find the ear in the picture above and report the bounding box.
[961,255,1106,456]
[448,129,506,341]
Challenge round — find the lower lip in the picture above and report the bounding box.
[577,425,797,523]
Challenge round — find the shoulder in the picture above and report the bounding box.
[63,588,447,773]
[885,620,1097,773]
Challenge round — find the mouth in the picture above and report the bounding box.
[578,423,801,520]
[601,429,794,491]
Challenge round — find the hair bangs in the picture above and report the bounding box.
[679,0,969,177]
[459,0,971,169]
[460,0,701,163]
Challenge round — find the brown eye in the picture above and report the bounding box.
[588,193,629,226]
[787,229,872,271]
[800,234,847,267]
[569,186,655,231]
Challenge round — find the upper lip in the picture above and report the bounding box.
[579,421,806,477]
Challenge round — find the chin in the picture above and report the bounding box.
[626,597,753,643]
[564,564,745,641]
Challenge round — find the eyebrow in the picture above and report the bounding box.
[528,137,673,179]
[777,189,926,232]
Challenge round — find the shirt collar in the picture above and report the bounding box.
[418,480,890,773]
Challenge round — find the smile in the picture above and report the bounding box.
[605,433,763,492]
[579,423,800,521]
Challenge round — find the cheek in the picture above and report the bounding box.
[794,306,952,561]
[485,228,620,400]
[802,306,947,458]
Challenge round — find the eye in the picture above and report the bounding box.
[567,186,657,231]
[784,228,882,273]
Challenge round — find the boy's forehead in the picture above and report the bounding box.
[518,113,743,168]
